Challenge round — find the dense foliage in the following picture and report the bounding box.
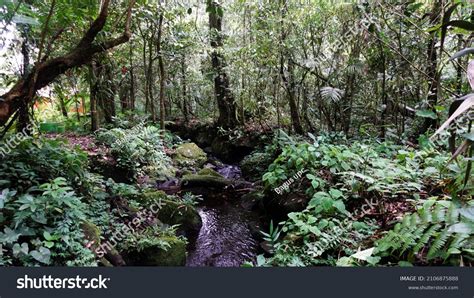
[0,0,473,268]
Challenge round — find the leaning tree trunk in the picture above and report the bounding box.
[0,0,134,129]
[208,1,239,129]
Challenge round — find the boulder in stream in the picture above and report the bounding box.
[181,168,232,190]
[174,142,207,167]
[141,191,202,238]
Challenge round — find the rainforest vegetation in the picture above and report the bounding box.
[0,0,473,267]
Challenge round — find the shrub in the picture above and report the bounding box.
[96,125,173,180]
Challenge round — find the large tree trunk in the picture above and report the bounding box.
[0,0,134,128]
[98,60,117,124]
[157,11,166,130]
[208,1,239,129]
[279,0,303,135]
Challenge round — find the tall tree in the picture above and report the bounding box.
[207,0,239,129]
[279,0,303,134]
[157,10,166,130]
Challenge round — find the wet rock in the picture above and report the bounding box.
[197,168,224,177]
[141,191,202,238]
[174,143,207,167]
[156,177,181,194]
[217,165,241,180]
[181,172,232,189]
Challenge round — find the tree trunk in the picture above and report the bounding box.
[129,40,136,110]
[418,1,442,135]
[181,54,189,122]
[89,62,99,132]
[17,26,32,134]
[157,12,166,130]
[208,1,239,129]
[99,61,116,124]
[279,0,303,134]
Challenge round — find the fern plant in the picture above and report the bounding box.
[375,199,474,265]
[96,125,173,180]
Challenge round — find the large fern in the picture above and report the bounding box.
[375,200,474,265]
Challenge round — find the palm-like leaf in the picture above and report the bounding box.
[320,87,344,103]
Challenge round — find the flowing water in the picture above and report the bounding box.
[185,163,260,267]
[186,201,259,267]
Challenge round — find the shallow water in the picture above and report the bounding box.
[186,201,259,267]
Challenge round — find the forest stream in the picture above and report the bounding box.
[186,202,259,267]
[184,164,260,267]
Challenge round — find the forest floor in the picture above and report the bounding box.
[0,121,473,267]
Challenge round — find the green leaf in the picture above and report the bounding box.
[351,247,375,261]
[0,227,21,243]
[416,109,437,119]
[30,247,51,264]
[44,241,54,248]
[333,200,347,214]
[329,189,343,199]
[448,223,473,234]
[398,261,413,267]
[43,231,52,241]
[12,243,29,257]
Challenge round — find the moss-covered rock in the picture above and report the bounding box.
[174,143,207,167]
[157,200,201,234]
[144,236,187,266]
[181,173,231,189]
[197,168,224,178]
[124,235,187,266]
[139,191,202,237]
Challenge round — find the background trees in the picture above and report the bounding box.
[0,0,473,140]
